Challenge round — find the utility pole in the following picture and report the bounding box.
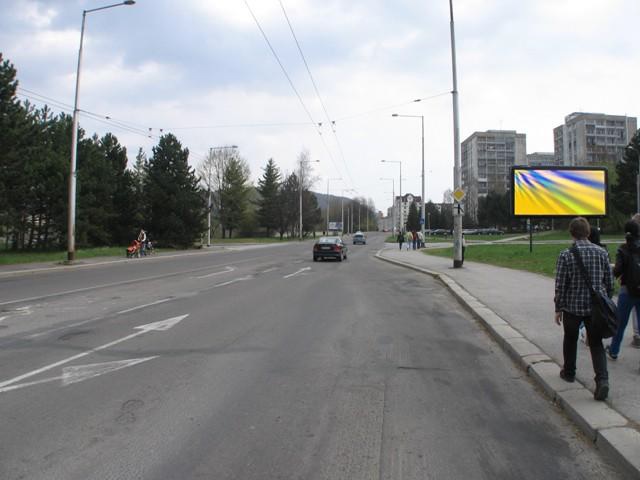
[450,0,463,268]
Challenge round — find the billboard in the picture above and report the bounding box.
[511,167,608,217]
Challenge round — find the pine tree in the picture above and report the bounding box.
[255,158,281,237]
[406,201,420,231]
[145,133,205,247]
[220,156,251,238]
[612,130,640,217]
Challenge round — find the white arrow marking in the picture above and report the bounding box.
[0,357,157,393]
[283,267,311,279]
[195,266,236,279]
[0,314,188,390]
[116,298,173,315]
[214,275,252,288]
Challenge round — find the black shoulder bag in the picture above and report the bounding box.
[570,246,618,339]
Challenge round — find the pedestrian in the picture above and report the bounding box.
[630,213,640,348]
[606,221,640,360]
[412,231,417,250]
[554,217,613,401]
[461,233,467,265]
[137,229,147,256]
[397,231,404,251]
[417,230,424,249]
[405,230,412,251]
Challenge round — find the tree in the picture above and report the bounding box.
[220,156,251,238]
[276,173,298,239]
[255,158,281,237]
[406,201,420,231]
[612,130,640,218]
[145,133,205,247]
[302,189,321,236]
[477,191,510,229]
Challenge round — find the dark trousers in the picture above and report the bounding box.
[562,311,608,382]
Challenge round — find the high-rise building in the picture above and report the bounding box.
[394,193,422,230]
[526,152,556,166]
[461,130,526,221]
[553,112,637,166]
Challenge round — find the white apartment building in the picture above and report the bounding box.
[461,130,527,221]
[554,112,637,166]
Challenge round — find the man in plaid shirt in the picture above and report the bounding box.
[554,217,613,401]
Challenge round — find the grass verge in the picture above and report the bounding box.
[0,247,132,265]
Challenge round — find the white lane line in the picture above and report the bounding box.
[283,267,311,279]
[0,257,262,307]
[0,315,187,390]
[260,267,278,273]
[0,316,7,323]
[0,356,158,393]
[116,298,173,315]
[214,275,253,288]
[194,266,236,279]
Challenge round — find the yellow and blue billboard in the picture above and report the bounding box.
[511,167,608,217]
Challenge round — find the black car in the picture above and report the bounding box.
[313,236,348,261]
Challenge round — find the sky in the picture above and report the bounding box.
[2,0,639,215]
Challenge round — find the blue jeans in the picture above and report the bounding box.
[609,289,640,356]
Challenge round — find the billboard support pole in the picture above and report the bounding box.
[529,218,533,253]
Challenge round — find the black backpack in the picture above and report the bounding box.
[625,245,640,297]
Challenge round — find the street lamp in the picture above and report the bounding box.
[299,159,320,240]
[380,177,395,233]
[207,145,238,246]
[67,0,136,262]
[392,113,425,239]
[449,0,463,268]
[341,188,356,236]
[381,160,402,231]
[326,177,342,233]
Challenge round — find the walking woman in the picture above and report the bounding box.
[607,221,640,360]
[397,231,404,250]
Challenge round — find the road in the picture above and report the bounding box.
[0,234,626,479]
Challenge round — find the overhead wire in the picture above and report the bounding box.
[278,0,355,189]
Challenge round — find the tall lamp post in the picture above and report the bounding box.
[449,0,463,268]
[208,145,237,246]
[299,159,320,240]
[380,177,395,233]
[67,0,136,262]
[326,177,342,233]
[382,160,402,231]
[392,113,425,239]
[341,188,355,235]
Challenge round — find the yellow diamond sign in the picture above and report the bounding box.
[453,188,465,202]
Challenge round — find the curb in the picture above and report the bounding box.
[375,249,640,478]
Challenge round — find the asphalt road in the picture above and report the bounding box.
[0,234,626,479]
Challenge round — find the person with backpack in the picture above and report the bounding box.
[397,231,404,251]
[606,221,640,360]
[554,217,613,401]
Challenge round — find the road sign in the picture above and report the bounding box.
[419,218,424,224]
[453,188,465,202]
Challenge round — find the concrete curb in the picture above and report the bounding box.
[375,249,640,477]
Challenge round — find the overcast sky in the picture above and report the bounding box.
[2,0,638,214]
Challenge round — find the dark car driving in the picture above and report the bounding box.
[313,236,348,261]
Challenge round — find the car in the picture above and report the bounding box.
[353,232,366,245]
[313,236,348,261]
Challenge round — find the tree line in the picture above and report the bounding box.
[1,54,373,251]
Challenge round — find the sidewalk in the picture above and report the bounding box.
[377,246,640,476]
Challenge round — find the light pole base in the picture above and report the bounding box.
[66,251,76,263]
[453,259,463,268]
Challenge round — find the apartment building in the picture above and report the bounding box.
[526,152,556,166]
[554,112,637,166]
[461,130,527,221]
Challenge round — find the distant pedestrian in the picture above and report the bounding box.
[412,231,417,250]
[554,217,613,401]
[405,231,412,251]
[607,221,640,360]
[417,231,424,248]
[138,229,147,256]
[461,234,467,265]
[397,231,404,251]
[630,213,640,348]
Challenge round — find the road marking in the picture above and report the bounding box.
[116,298,173,315]
[0,357,157,393]
[194,266,236,279]
[0,314,187,390]
[0,257,263,307]
[283,267,311,279]
[214,275,253,288]
[0,316,7,323]
[260,267,278,273]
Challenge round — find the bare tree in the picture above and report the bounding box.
[197,147,238,239]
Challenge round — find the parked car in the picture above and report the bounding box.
[478,228,504,235]
[313,236,348,261]
[353,232,366,245]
